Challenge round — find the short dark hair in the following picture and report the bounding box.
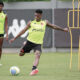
[0,1,4,6]
[35,9,43,14]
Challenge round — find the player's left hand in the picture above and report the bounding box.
[9,38,15,44]
[63,28,69,32]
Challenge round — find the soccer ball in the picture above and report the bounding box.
[10,66,20,76]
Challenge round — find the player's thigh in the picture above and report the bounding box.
[34,44,42,53]
[0,38,4,48]
[34,44,42,57]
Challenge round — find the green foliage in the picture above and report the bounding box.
[59,0,77,1]
[1,0,78,2]
[2,0,50,2]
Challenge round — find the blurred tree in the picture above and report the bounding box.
[59,0,77,1]
[2,0,50,2]
[2,0,78,2]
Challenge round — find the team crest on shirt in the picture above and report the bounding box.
[1,16,4,18]
[0,15,4,18]
[41,22,44,26]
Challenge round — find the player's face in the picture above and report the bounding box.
[0,5,3,12]
[35,13,42,21]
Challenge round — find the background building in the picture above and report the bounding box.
[2,0,79,53]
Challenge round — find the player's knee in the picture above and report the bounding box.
[35,51,41,58]
[37,54,40,59]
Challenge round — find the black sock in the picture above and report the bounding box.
[32,66,37,70]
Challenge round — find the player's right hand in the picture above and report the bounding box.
[9,38,15,44]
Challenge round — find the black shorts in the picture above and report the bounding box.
[0,34,4,37]
[20,40,42,53]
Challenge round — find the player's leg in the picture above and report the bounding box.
[19,49,25,56]
[30,44,42,76]
[33,50,41,69]
[19,41,27,56]
[0,37,4,59]
[30,50,41,76]
[19,41,32,56]
[0,37,4,66]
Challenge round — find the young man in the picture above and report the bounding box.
[10,9,68,75]
[0,2,8,66]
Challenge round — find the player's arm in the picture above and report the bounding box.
[9,21,31,43]
[46,20,68,32]
[5,16,8,40]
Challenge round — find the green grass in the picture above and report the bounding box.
[0,52,80,80]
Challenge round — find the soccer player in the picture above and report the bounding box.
[0,1,8,66]
[9,9,68,75]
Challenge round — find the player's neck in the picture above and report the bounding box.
[0,10,2,13]
[36,19,41,22]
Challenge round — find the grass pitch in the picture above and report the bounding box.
[0,52,80,80]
